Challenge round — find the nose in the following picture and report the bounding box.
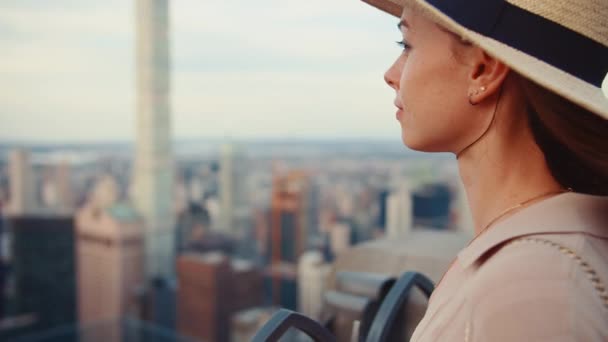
[384,58,400,91]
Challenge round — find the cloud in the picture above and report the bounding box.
[0,0,399,142]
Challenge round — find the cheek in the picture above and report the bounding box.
[400,54,463,111]
[397,55,471,150]
[398,58,448,127]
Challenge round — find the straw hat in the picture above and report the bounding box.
[362,0,608,119]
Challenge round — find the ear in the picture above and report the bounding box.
[467,49,510,104]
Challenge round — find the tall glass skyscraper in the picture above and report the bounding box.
[133,0,174,280]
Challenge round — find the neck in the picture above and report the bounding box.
[457,92,562,235]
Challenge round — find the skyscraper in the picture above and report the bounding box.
[297,251,330,320]
[270,171,311,264]
[175,202,210,252]
[0,207,5,320]
[412,183,452,229]
[41,161,74,214]
[219,143,248,235]
[176,252,262,342]
[177,252,231,342]
[386,185,413,238]
[8,149,36,216]
[7,216,76,337]
[75,176,144,342]
[133,0,174,280]
[329,222,351,257]
[265,170,312,309]
[54,161,74,213]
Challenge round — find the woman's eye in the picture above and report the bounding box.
[396,40,411,52]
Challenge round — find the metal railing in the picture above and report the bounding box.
[251,271,435,342]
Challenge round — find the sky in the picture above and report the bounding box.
[0,0,401,143]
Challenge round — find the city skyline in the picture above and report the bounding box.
[0,141,470,341]
[0,1,476,340]
[0,0,399,142]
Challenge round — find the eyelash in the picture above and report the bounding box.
[396,40,411,51]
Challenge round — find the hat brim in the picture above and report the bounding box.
[362,0,608,120]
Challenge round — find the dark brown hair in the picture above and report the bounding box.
[445,34,608,195]
[518,76,608,196]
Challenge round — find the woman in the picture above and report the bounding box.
[361,0,608,340]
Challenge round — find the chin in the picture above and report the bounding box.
[401,131,426,151]
[401,131,446,153]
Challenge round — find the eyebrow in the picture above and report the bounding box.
[397,19,409,30]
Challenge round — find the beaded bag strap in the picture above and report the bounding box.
[507,237,608,310]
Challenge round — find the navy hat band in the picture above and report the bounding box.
[427,0,608,87]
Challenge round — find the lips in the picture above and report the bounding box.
[394,100,404,120]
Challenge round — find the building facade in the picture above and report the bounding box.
[133,0,174,280]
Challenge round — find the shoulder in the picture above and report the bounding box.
[466,233,608,341]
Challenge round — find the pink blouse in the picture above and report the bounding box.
[410,192,608,341]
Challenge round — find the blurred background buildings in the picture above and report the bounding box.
[0,138,472,341]
[0,0,474,341]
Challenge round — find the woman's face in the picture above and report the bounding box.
[384,8,480,152]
